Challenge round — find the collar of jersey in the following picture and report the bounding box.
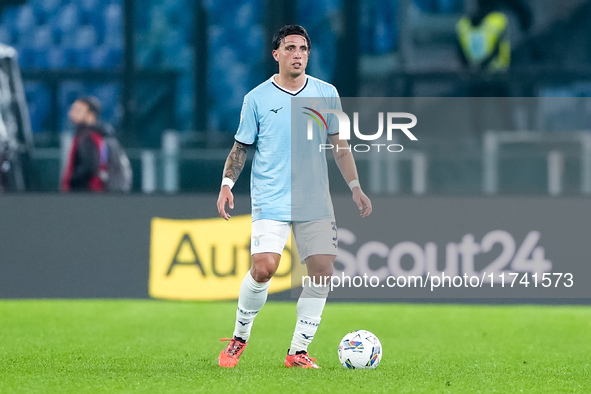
[271,76,308,96]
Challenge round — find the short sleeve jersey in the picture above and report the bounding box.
[235,75,341,222]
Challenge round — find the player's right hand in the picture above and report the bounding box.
[217,185,234,220]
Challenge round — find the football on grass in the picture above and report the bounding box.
[338,329,382,369]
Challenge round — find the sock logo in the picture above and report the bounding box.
[237,320,249,326]
[301,333,314,340]
[238,307,258,315]
[299,319,319,327]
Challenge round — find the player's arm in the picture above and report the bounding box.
[217,141,248,220]
[328,133,372,218]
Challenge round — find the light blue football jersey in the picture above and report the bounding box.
[235,75,341,222]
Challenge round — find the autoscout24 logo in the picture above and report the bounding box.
[303,107,417,152]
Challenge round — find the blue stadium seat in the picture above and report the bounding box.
[208,24,224,50]
[234,24,262,60]
[32,47,50,69]
[233,2,255,30]
[90,83,121,124]
[56,3,82,35]
[162,44,192,70]
[161,30,189,69]
[31,25,55,49]
[103,3,122,32]
[75,48,94,69]
[414,0,462,13]
[16,47,36,69]
[358,0,398,55]
[14,5,37,35]
[73,25,98,49]
[24,82,51,132]
[205,0,243,23]
[0,26,13,45]
[437,0,463,13]
[164,0,184,14]
[90,46,122,69]
[176,75,194,130]
[59,81,86,131]
[136,45,156,68]
[79,0,101,14]
[297,0,331,27]
[47,46,77,69]
[374,18,396,54]
[414,0,438,13]
[35,0,62,16]
[47,46,66,68]
[0,6,19,27]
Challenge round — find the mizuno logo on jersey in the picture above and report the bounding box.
[270,107,283,113]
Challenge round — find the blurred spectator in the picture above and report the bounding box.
[456,0,532,72]
[61,96,113,192]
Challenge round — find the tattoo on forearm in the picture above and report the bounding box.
[336,151,349,161]
[224,142,247,182]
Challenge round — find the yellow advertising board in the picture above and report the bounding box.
[149,215,306,300]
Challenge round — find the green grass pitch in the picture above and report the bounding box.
[0,300,589,393]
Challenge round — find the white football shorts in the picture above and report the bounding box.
[251,218,338,261]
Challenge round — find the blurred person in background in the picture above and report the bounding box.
[456,0,532,73]
[61,96,114,192]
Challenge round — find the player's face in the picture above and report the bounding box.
[68,100,94,125]
[273,35,309,78]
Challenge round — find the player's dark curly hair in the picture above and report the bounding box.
[272,24,311,51]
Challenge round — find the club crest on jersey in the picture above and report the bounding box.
[253,235,261,247]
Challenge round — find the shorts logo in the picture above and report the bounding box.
[253,235,261,247]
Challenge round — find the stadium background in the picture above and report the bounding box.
[1,0,591,194]
[0,1,590,392]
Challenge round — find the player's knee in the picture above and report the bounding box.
[309,269,333,284]
[250,265,274,282]
[306,256,334,280]
[250,255,278,282]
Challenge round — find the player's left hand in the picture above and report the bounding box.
[352,188,372,218]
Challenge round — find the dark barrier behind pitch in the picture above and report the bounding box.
[1,194,590,301]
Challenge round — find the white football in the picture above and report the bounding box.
[338,329,382,369]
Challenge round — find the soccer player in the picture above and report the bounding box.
[216,24,372,369]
